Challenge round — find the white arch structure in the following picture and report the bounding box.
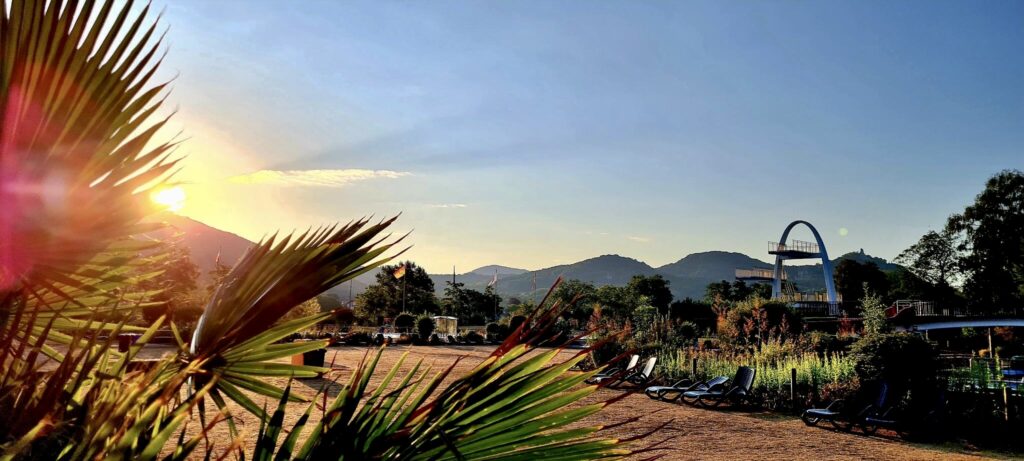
[771,220,837,304]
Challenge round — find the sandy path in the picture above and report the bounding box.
[146,344,1005,460]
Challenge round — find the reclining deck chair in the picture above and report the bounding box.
[584,354,639,385]
[682,366,757,408]
[645,376,729,402]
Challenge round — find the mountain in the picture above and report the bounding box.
[654,251,773,299]
[657,251,772,278]
[437,255,658,298]
[470,265,528,276]
[148,214,253,281]
[435,250,903,302]
[155,216,902,305]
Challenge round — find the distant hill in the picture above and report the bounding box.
[158,217,902,305]
[783,250,901,293]
[434,255,658,299]
[435,250,903,302]
[146,214,253,282]
[655,251,772,299]
[470,265,528,276]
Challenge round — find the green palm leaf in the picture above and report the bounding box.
[185,217,406,418]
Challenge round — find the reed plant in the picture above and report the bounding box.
[658,338,857,408]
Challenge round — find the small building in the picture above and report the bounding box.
[432,316,458,336]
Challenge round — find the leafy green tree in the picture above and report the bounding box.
[704,280,733,303]
[896,230,959,287]
[442,280,467,316]
[205,256,232,295]
[627,275,673,313]
[139,241,202,324]
[553,279,598,322]
[317,293,344,311]
[834,259,889,306]
[945,170,1024,310]
[669,298,716,331]
[594,284,646,320]
[442,281,500,324]
[355,261,437,324]
[750,282,773,300]
[278,298,322,324]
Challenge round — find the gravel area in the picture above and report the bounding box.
[142,344,1007,460]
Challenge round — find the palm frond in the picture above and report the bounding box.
[186,217,406,418]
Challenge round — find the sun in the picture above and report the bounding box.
[151,186,186,212]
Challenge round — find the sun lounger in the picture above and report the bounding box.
[610,357,658,388]
[645,376,728,402]
[682,366,756,408]
[584,354,639,385]
[802,381,889,432]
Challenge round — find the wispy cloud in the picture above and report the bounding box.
[626,236,652,243]
[229,169,411,187]
[428,203,468,209]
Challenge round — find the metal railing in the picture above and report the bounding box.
[769,239,820,255]
[735,268,783,280]
[889,300,1024,318]
[791,301,842,317]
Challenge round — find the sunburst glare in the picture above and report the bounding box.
[151,186,186,212]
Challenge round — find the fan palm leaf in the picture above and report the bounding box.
[1,0,176,306]
[185,217,406,419]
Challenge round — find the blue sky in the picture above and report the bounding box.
[156,1,1024,272]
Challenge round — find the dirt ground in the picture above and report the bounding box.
[150,344,1010,460]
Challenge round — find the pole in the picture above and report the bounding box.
[988,327,993,355]
[402,276,406,313]
[791,368,797,413]
[493,269,498,321]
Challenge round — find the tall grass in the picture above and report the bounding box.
[658,339,857,408]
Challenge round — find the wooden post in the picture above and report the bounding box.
[791,368,797,412]
[1003,386,1010,422]
[691,357,698,378]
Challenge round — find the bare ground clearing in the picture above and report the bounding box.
[138,345,1007,460]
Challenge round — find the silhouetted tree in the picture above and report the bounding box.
[355,261,437,324]
[627,275,673,314]
[945,170,1024,310]
[139,241,201,324]
[834,260,889,306]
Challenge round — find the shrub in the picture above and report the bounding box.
[486,322,507,342]
[344,331,372,345]
[805,331,856,355]
[850,332,937,396]
[670,298,717,331]
[721,298,802,345]
[509,315,528,334]
[464,331,484,344]
[632,305,658,330]
[395,312,416,332]
[416,314,435,340]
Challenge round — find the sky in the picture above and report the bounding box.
[149,1,1024,273]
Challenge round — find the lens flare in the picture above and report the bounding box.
[151,186,186,212]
